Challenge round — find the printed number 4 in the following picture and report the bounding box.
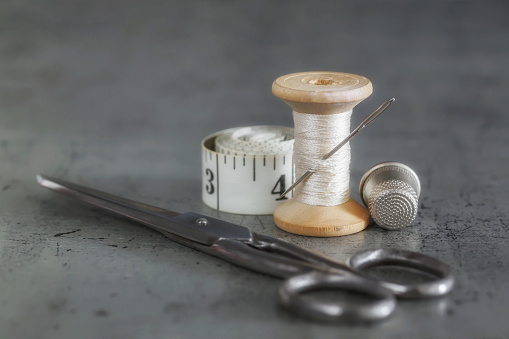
[271,175,287,201]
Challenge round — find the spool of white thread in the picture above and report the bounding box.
[272,71,372,237]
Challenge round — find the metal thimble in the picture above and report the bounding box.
[359,162,421,230]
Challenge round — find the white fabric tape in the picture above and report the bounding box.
[201,126,294,215]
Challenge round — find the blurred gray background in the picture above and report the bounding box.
[1,0,508,338]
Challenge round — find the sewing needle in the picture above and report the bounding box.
[279,98,395,199]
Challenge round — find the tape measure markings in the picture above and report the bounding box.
[203,151,294,211]
[215,152,220,211]
[202,127,294,215]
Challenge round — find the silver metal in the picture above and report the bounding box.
[359,162,421,230]
[348,249,455,299]
[196,218,208,226]
[279,272,396,322]
[37,174,453,323]
[279,98,395,198]
[36,175,252,246]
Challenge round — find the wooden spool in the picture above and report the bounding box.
[272,71,372,237]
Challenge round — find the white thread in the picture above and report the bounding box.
[293,111,352,206]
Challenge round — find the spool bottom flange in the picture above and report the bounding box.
[273,199,370,237]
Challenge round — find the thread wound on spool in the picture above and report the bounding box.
[293,111,352,206]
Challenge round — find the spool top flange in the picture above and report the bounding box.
[272,72,373,115]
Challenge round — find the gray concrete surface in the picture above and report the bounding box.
[1,0,508,338]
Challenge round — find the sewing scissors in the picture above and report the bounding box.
[37,174,454,323]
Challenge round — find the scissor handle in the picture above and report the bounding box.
[348,248,455,299]
[278,272,396,323]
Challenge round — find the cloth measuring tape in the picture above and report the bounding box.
[201,126,294,214]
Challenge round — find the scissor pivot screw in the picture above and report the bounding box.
[196,218,208,226]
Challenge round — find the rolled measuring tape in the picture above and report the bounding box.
[201,126,294,215]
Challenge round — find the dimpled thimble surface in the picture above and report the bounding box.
[360,162,421,230]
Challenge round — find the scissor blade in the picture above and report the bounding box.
[36,174,252,245]
[37,174,181,218]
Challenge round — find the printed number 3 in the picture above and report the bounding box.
[205,168,215,194]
